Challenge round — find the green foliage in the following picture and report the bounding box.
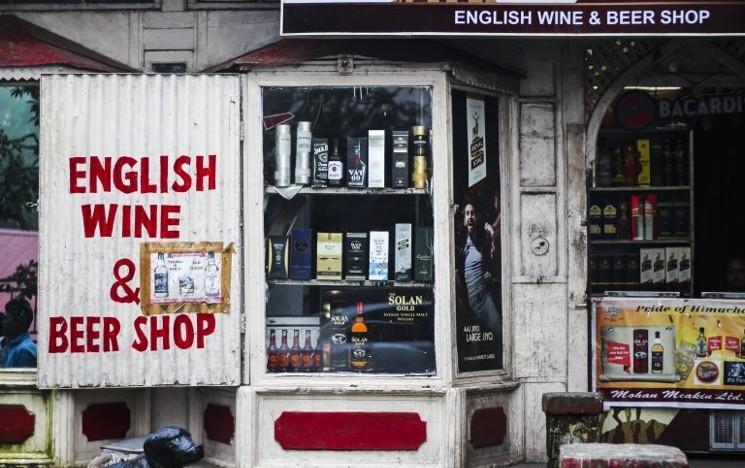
[0,86,39,230]
[0,259,38,302]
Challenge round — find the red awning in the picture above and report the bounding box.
[0,16,133,72]
[207,38,520,77]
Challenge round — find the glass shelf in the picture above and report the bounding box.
[267,279,433,288]
[265,186,429,196]
[590,185,690,192]
[590,239,690,245]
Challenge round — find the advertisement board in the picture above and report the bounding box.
[282,0,745,36]
[594,297,745,409]
[38,75,242,387]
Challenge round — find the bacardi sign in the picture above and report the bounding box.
[281,0,745,36]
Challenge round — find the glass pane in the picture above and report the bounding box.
[0,84,39,369]
[713,412,734,445]
[451,90,503,372]
[262,86,435,375]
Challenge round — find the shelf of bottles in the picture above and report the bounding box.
[262,86,436,375]
[589,128,694,296]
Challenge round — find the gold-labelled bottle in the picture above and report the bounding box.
[411,126,428,189]
[696,327,708,357]
[289,329,302,371]
[267,329,279,372]
[651,331,664,374]
[278,329,290,371]
[350,300,369,371]
[301,330,314,372]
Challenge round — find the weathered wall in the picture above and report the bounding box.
[448,39,588,462]
[9,0,279,72]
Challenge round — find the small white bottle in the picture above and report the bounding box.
[153,252,168,298]
[205,252,220,297]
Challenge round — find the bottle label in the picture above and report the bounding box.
[154,273,168,296]
[328,161,343,181]
[651,351,663,372]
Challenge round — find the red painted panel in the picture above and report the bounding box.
[274,411,426,451]
[203,404,235,445]
[470,407,507,449]
[82,402,131,442]
[0,404,35,444]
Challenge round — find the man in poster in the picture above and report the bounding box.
[458,200,501,336]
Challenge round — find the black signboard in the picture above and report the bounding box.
[282,1,745,36]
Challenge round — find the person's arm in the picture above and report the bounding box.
[10,348,37,368]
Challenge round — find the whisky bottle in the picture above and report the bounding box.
[267,329,279,372]
[740,329,745,358]
[313,337,322,372]
[651,331,664,374]
[289,329,302,371]
[329,301,349,371]
[350,301,369,371]
[696,327,708,357]
[411,126,428,189]
[278,329,291,371]
[617,202,630,239]
[673,138,687,186]
[154,252,168,298]
[662,139,674,186]
[301,330,314,372]
[327,138,344,187]
[204,252,220,297]
[633,329,649,374]
[611,146,624,187]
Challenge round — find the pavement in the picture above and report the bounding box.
[511,454,745,467]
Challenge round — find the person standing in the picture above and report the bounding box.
[0,297,37,368]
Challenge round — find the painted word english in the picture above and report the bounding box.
[454,10,532,26]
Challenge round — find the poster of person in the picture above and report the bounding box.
[452,91,502,372]
[594,297,745,409]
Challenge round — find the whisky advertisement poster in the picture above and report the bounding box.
[38,75,242,388]
[466,97,487,189]
[282,1,745,36]
[593,297,745,409]
[452,91,502,373]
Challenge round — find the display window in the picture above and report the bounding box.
[0,82,39,371]
[588,87,745,298]
[260,85,436,375]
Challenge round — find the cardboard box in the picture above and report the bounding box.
[368,130,385,188]
[665,247,679,287]
[346,136,368,188]
[316,232,343,280]
[266,236,289,279]
[414,227,434,282]
[289,228,313,280]
[395,223,412,282]
[344,232,368,280]
[391,131,409,188]
[369,231,389,280]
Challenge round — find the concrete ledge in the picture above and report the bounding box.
[560,443,688,468]
[542,392,603,415]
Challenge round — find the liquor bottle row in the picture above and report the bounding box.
[594,136,688,188]
[694,327,745,359]
[272,123,430,189]
[267,329,321,372]
[589,193,689,241]
[266,226,434,283]
[590,247,691,293]
[266,302,371,373]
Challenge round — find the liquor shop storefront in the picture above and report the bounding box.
[4,1,745,467]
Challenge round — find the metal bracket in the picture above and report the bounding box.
[337,56,354,75]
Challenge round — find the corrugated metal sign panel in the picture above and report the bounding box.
[38,75,241,388]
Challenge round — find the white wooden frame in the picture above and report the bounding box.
[243,69,453,389]
[242,66,518,391]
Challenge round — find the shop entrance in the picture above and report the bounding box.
[585,38,745,452]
